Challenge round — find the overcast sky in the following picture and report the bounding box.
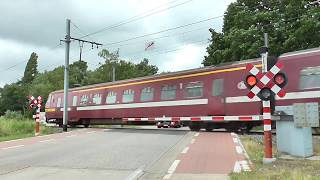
[0,0,234,87]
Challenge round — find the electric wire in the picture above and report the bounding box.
[79,0,192,39]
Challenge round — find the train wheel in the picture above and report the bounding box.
[189,125,200,131]
[226,128,239,133]
[83,124,89,128]
[205,128,213,132]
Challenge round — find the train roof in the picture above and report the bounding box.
[52,47,320,94]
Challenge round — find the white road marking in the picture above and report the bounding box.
[163,174,172,179]
[39,139,56,143]
[1,145,25,150]
[233,161,241,173]
[66,135,77,138]
[239,160,251,171]
[233,133,253,166]
[233,138,238,143]
[125,165,144,180]
[168,160,180,174]
[236,146,243,154]
[181,147,189,154]
[0,138,25,143]
[86,131,96,134]
[163,160,180,179]
[190,139,195,144]
[194,133,199,137]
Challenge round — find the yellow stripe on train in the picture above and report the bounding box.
[45,108,56,112]
[73,64,263,93]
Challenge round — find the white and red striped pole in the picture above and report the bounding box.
[35,105,41,136]
[262,101,272,158]
[261,33,275,163]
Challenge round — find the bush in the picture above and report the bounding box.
[0,117,34,136]
[3,110,24,120]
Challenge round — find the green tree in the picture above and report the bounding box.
[22,52,38,84]
[87,58,158,85]
[69,60,88,87]
[98,48,119,82]
[0,83,28,115]
[98,49,119,63]
[203,0,320,66]
[28,66,65,109]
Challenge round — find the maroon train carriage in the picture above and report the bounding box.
[45,48,320,131]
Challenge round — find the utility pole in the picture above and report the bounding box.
[63,19,71,132]
[61,19,102,132]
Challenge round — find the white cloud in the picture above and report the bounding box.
[161,44,207,71]
[0,0,235,87]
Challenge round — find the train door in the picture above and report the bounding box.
[210,79,225,115]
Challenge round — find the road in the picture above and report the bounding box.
[0,128,250,180]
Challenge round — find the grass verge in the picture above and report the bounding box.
[230,136,320,180]
[0,117,60,142]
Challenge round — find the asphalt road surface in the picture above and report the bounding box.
[0,128,193,180]
[0,128,249,180]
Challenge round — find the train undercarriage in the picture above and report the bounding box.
[47,118,263,132]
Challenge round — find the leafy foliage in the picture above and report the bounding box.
[203,0,320,66]
[3,110,24,120]
[0,83,28,115]
[0,49,158,115]
[22,52,38,84]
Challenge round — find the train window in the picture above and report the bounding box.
[72,96,77,106]
[47,94,52,104]
[57,97,61,107]
[140,87,154,101]
[212,79,224,96]
[161,85,177,100]
[300,66,320,89]
[80,95,89,105]
[106,91,117,104]
[184,82,203,98]
[46,94,52,106]
[122,89,134,103]
[93,94,102,104]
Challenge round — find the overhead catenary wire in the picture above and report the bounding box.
[102,15,223,46]
[2,1,316,75]
[105,25,212,48]
[79,0,193,39]
[8,37,209,84]
[0,0,192,75]
[10,2,311,81]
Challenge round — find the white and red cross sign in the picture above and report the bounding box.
[245,62,286,99]
[29,96,43,109]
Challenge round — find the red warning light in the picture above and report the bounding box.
[246,75,257,87]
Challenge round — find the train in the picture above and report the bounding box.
[45,47,320,131]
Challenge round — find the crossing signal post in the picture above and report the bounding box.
[29,96,43,136]
[244,33,287,163]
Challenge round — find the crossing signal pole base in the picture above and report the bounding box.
[35,121,40,136]
[63,125,67,132]
[263,157,276,164]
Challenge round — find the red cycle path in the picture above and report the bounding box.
[175,132,246,174]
